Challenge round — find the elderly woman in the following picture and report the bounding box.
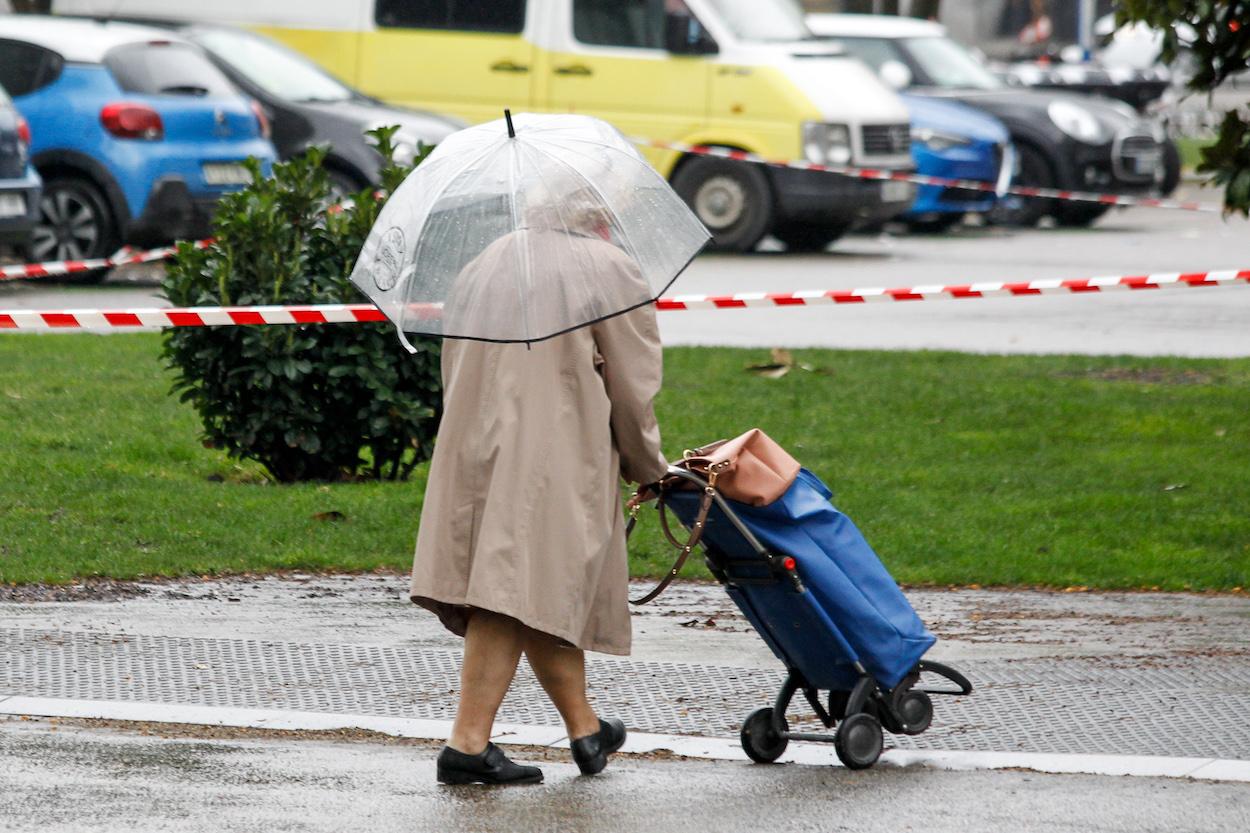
[412,207,669,785]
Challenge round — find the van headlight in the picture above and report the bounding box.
[802,122,852,165]
[911,127,972,152]
[1047,100,1108,144]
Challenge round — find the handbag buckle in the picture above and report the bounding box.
[706,460,731,489]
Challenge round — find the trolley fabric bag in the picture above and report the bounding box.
[634,430,970,769]
[665,468,935,691]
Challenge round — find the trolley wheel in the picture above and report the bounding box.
[895,690,933,735]
[740,707,789,764]
[835,712,883,770]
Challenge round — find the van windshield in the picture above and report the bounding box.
[702,0,812,42]
[191,27,355,103]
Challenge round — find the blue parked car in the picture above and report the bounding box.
[900,93,1013,232]
[0,81,41,256]
[0,16,275,278]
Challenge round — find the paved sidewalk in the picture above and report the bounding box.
[2,576,1247,762]
[3,716,1248,833]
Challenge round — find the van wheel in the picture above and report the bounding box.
[773,221,848,252]
[672,155,773,253]
[30,175,119,284]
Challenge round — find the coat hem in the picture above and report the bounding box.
[410,590,632,657]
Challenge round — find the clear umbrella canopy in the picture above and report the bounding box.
[351,112,710,349]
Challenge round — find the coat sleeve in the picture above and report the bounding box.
[593,302,669,486]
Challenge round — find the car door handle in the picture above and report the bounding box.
[554,64,593,77]
[490,60,530,74]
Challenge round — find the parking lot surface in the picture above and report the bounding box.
[3,184,1247,357]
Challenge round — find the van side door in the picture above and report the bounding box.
[357,0,535,122]
[541,0,710,141]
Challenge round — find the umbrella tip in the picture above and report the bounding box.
[504,109,516,139]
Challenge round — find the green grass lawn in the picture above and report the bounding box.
[1175,136,1214,172]
[2,334,1248,590]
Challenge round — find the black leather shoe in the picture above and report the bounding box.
[570,718,627,775]
[436,743,543,785]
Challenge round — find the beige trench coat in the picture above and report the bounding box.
[410,232,668,656]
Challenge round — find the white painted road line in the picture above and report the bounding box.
[2,696,1247,783]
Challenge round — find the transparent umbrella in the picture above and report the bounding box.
[351,111,710,350]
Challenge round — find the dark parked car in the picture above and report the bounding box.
[131,21,465,193]
[808,14,1176,228]
[0,82,41,256]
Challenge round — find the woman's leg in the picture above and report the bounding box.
[523,629,601,740]
[447,609,525,754]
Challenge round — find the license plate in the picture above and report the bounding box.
[882,180,912,203]
[0,192,25,218]
[202,162,251,186]
[1131,154,1160,175]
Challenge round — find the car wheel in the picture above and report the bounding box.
[30,176,119,283]
[1054,202,1111,227]
[326,167,368,202]
[671,155,773,253]
[989,143,1055,228]
[773,221,848,252]
[903,214,962,234]
[1159,138,1181,197]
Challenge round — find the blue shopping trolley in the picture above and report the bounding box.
[635,464,971,769]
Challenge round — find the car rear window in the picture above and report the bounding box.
[104,42,236,97]
[0,39,65,97]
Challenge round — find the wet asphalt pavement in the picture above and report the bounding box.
[3,716,1247,833]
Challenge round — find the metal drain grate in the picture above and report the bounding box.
[3,628,1248,760]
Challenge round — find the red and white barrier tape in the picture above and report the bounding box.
[3,269,1246,331]
[0,240,213,282]
[631,137,1221,213]
[0,304,385,330]
[656,269,1250,309]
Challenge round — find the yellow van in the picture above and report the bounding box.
[55,0,916,252]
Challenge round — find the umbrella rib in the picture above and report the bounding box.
[509,139,535,342]
[523,143,648,287]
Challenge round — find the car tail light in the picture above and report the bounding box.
[16,116,31,148]
[100,102,164,141]
[250,99,271,140]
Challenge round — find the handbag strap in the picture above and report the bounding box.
[628,484,715,606]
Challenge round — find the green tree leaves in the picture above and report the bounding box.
[1119,1,1250,214]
